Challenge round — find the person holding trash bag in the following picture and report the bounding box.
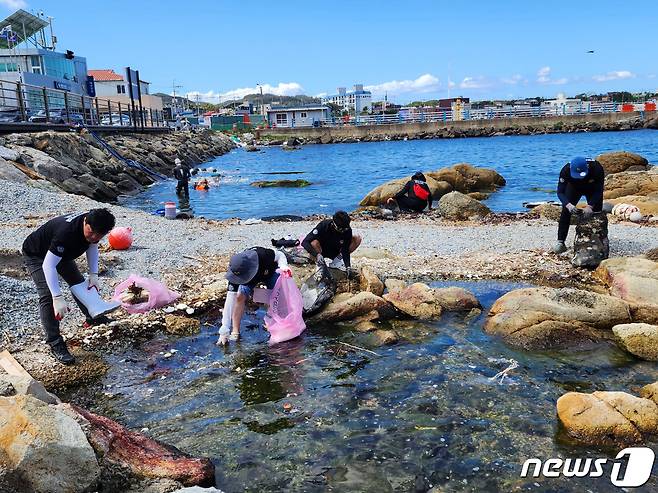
[217,247,292,346]
[553,156,605,254]
[174,157,191,196]
[22,209,118,364]
[301,210,361,275]
[386,171,433,212]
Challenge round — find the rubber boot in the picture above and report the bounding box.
[217,291,236,345]
[70,280,121,319]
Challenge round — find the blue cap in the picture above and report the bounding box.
[226,249,258,284]
[570,156,589,179]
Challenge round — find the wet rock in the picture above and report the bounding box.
[310,292,396,324]
[437,191,491,220]
[596,151,648,175]
[25,350,109,392]
[433,287,481,311]
[371,329,399,346]
[250,179,311,188]
[383,283,444,319]
[384,278,406,292]
[165,315,200,336]
[485,287,631,349]
[171,487,225,493]
[571,212,608,269]
[0,375,59,404]
[359,266,384,296]
[613,323,658,360]
[70,405,215,487]
[0,395,101,493]
[355,321,378,332]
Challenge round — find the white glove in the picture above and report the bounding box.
[88,273,100,292]
[216,291,236,346]
[565,203,577,213]
[582,205,594,218]
[53,295,69,321]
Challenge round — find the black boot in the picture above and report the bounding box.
[50,340,75,365]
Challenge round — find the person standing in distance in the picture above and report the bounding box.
[174,157,191,196]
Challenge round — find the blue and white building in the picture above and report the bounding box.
[322,84,372,114]
[266,104,330,128]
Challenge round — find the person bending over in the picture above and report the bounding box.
[553,156,604,253]
[386,171,433,212]
[22,209,116,364]
[217,247,291,345]
[302,210,361,273]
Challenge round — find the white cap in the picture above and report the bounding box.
[174,158,181,165]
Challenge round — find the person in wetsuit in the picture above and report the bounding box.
[301,210,361,273]
[217,247,292,345]
[22,209,116,364]
[553,156,605,253]
[386,171,433,212]
[174,158,191,196]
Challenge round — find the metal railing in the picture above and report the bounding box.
[0,78,167,128]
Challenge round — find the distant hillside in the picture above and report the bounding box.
[153,92,320,109]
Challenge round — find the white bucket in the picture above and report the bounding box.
[164,202,176,220]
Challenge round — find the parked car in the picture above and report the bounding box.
[0,108,26,123]
[29,109,85,124]
[100,113,131,126]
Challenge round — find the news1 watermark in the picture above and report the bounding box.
[520,447,655,487]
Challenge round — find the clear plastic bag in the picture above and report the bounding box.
[265,271,306,345]
[113,274,179,314]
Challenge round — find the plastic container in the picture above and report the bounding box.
[164,202,176,219]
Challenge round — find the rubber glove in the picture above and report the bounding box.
[315,254,325,267]
[88,273,100,292]
[566,203,577,214]
[582,205,594,218]
[217,291,236,346]
[280,267,293,278]
[53,295,69,321]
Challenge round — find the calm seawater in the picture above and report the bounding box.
[123,129,658,219]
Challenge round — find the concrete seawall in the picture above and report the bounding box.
[257,111,653,143]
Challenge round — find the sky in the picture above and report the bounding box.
[2,0,657,104]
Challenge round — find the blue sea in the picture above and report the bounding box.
[123,129,658,219]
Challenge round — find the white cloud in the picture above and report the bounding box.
[447,80,456,89]
[592,70,635,82]
[501,74,526,85]
[0,0,27,9]
[537,66,568,85]
[364,73,440,96]
[459,76,490,89]
[184,82,304,103]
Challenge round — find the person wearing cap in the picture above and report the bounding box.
[217,247,292,345]
[173,158,191,196]
[301,211,361,272]
[553,156,605,253]
[386,171,433,212]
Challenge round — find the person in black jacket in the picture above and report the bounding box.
[553,156,605,253]
[173,158,191,196]
[386,171,433,212]
[302,211,361,273]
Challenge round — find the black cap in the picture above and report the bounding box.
[225,250,259,284]
[333,211,351,230]
[412,171,426,182]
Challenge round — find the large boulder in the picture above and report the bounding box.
[0,395,101,493]
[613,323,658,360]
[604,168,658,200]
[437,191,491,220]
[359,175,452,206]
[0,375,59,405]
[596,151,649,175]
[0,157,29,183]
[485,287,632,349]
[557,391,658,446]
[383,283,479,319]
[17,146,74,184]
[309,291,396,323]
[571,212,608,269]
[426,163,506,192]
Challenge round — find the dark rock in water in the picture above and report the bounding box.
[251,179,311,188]
[245,145,260,152]
[191,168,199,175]
[572,212,609,269]
[301,263,337,316]
[262,214,305,222]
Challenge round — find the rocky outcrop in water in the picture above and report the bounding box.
[0,130,235,203]
[596,151,649,175]
[383,283,480,319]
[613,323,658,360]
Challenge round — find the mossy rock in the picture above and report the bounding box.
[251,179,311,188]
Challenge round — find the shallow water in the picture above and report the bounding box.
[74,281,658,492]
[122,129,658,219]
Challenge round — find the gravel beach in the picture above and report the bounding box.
[1,178,657,346]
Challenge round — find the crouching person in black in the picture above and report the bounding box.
[386,171,433,212]
[302,210,361,274]
[22,209,116,364]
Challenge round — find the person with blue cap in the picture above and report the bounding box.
[553,156,605,253]
[217,246,292,345]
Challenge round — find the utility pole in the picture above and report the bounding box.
[258,84,264,116]
[172,80,183,116]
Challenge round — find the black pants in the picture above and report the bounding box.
[558,185,603,241]
[176,180,189,196]
[397,196,427,212]
[23,254,91,346]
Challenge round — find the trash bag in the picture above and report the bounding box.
[572,212,609,269]
[265,271,306,345]
[113,274,179,314]
[301,262,337,316]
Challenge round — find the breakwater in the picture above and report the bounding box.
[257,111,652,145]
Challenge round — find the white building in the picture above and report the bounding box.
[88,69,162,111]
[322,84,372,114]
[266,104,330,128]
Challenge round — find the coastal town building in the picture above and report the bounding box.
[266,104,330,127]
[322,84,372,114]
[88,69,163,111]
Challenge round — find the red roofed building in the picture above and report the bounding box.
[87,68,162,111]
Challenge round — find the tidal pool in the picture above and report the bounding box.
[72,281,658,492]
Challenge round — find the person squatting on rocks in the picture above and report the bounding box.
[174,157,191,196]
[217,247,292,346]
[302,211,362,275]
[553,156,605,254]
[386,171,433,212]
[21,209,116,365]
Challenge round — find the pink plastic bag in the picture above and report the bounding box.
[113,274,179,314]
[265,271,306,345]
